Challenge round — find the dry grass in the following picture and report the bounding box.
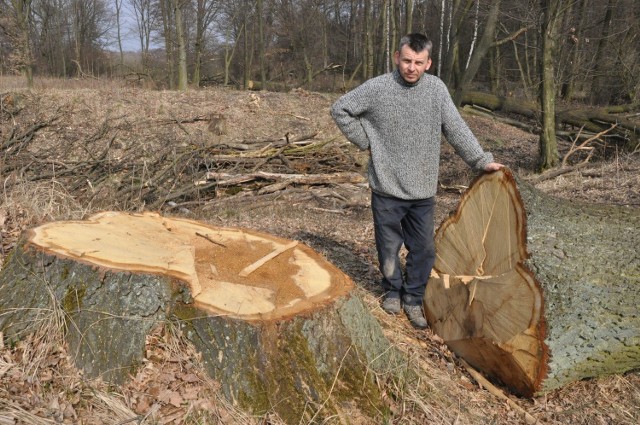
[0,79,639,424]
[1,75,132,92]
[0,293,275,424]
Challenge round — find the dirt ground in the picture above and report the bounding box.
[0,79,639,424]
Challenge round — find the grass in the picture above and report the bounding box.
[1,75,132,92]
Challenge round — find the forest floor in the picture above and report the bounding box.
[0,76,639,424]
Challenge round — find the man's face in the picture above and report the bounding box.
[393,45,432,84]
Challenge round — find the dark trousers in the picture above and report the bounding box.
[371,192,436,306]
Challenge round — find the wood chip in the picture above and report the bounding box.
[238,241,298,277]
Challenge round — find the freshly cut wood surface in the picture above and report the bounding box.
[426,170,547,396]
[238,240,298,277]
[29,211,352,321]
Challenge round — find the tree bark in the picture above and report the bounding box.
[257,0,266,88]
[424,168,640,397]
[0,212,397,422]
[10,0,34,87]
[363,0,374,80]
[405,0,413,34]
[441,0,473,88]
[590,0,616,104]
[539,0,562,170]
[174,0,188,90]
[452,0,501,106]
[159,0,176,89]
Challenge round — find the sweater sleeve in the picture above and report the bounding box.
[440,89,493,171]
[330,88,371,150]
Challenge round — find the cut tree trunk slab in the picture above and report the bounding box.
[425,168,640,397]
[0,212,397,422]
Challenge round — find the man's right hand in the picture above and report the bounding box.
[484,162,504,172]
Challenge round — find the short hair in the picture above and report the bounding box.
[398,33,433,58]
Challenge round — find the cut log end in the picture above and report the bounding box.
[425,169,549,396]
[426,167,640,396]
[427,267,548,396]
[27,211,353,321]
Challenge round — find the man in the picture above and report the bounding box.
[331,33,503,329]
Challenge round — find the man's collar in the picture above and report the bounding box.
[393,69,421,87]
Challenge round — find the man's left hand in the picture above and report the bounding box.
[484,162,504,172]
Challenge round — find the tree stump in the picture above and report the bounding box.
[0,212,396,422]
[425,168,640,397]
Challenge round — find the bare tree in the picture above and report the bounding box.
[440,0,475,87]
[2,0,35,86]
[157,0,175,88]
[172,0,188,90]
[217,0,244,86]
[560,0,588,101]
[538,0,562,169]
[465,0,480,70]
[193,0,221,87]
[381,0,390,73]
[590,0,616,104]
[1,0,637,115]
[114,0,124,65]
[130,0,155,73]
[70,0,111,76]
[256,0,265,88]
[452,0,501,105]
[31,0,68,76]
[363,0,373,80]
[437,0,446,76]
[405,0,413,33]
[242,0,250,88]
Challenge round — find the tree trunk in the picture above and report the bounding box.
[437,0,447,77]
[539,0,562,170]
[561,0,588,101]
[11,0,34,88]
[115,0,124,68]
[441,0,473,88]
[223,22,240,86]
[257,0,266,88]
[174,0,188,90]
[405,0,413,34]
[381,0,390,73]
[160,0,176,89]
[424,169,640,397]
[193,0,205,87]
[590,0,615,104]
[242,3,250,90]
[363,0,374,80]
[452,0,501,106]
[0,212,397,422]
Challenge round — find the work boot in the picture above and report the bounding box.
[381,296,401,315]
[404,304,428,329]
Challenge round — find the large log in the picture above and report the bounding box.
[424,168,640,396]
[0,212,397,422]
[460,91,640,148]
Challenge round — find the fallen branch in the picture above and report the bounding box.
[195,232,227,248]
[201,171,365,187]
[561,124,616,167]
[526,162,590,184]
[459,358,538,425]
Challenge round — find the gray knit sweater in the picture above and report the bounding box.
[331,70,493,200]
